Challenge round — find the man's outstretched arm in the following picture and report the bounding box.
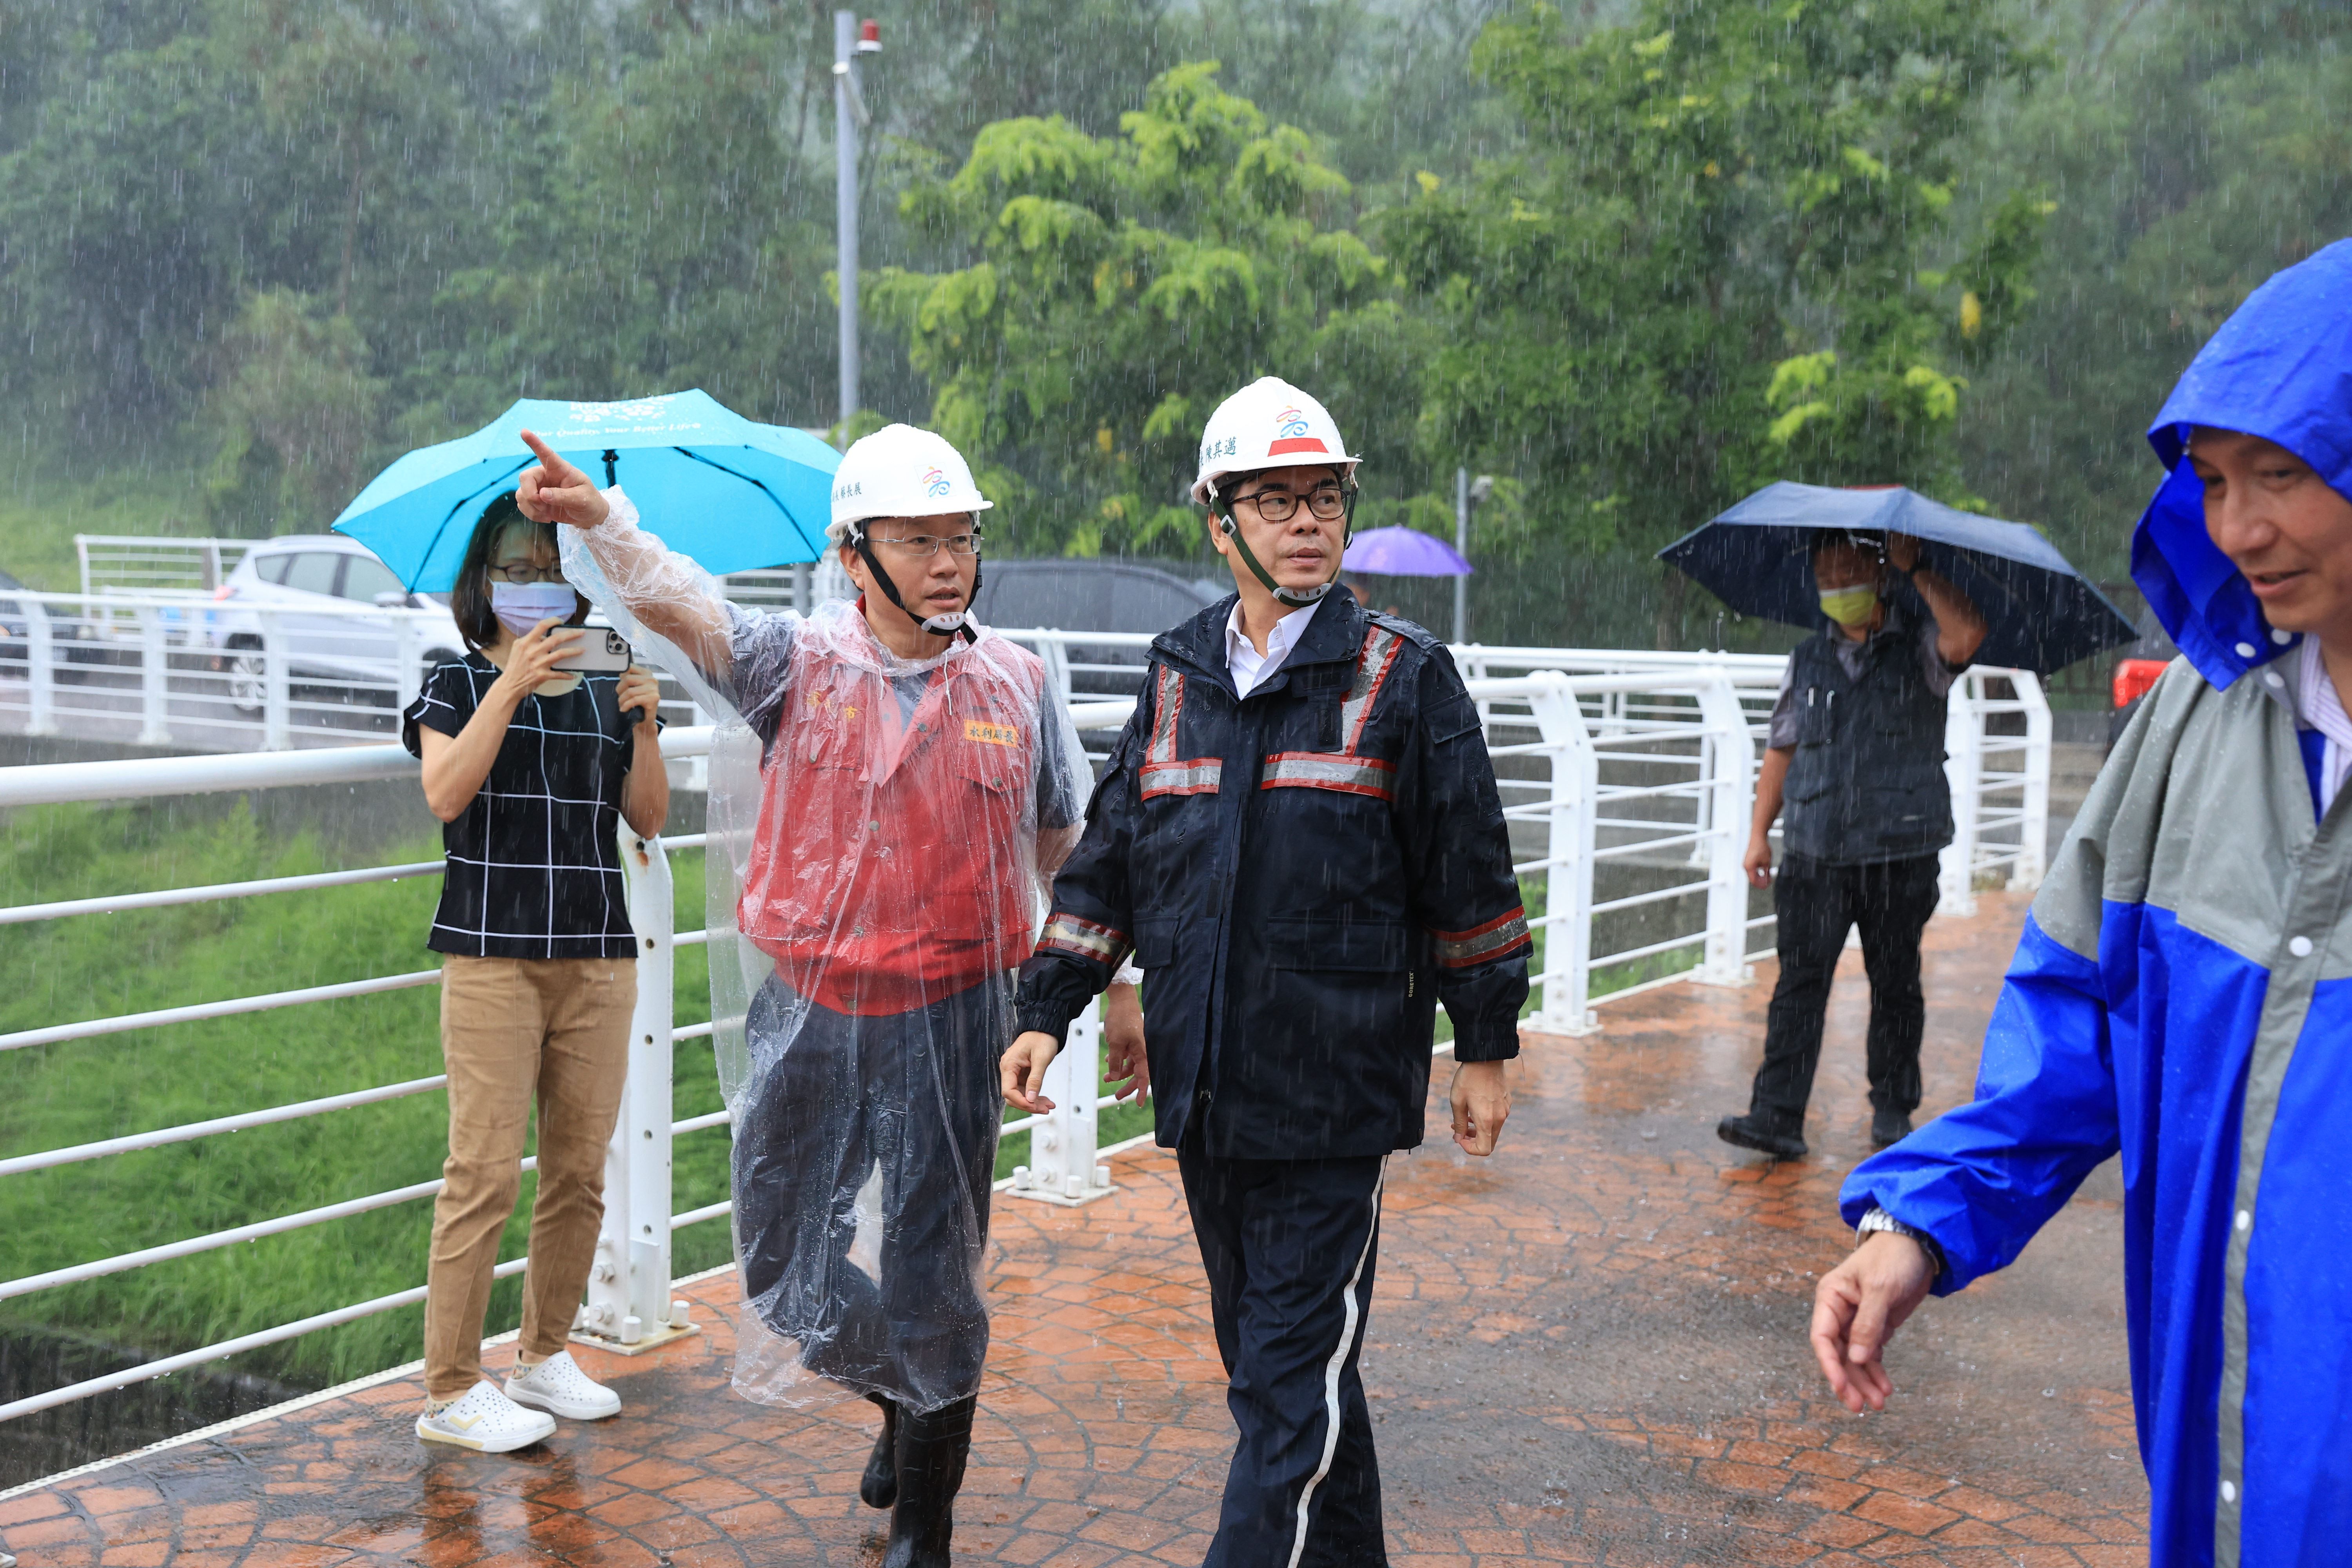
[1813,915,2120,1410]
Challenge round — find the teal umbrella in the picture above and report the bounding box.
[332,390,838,592]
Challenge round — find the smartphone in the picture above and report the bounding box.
[553,627,634,673]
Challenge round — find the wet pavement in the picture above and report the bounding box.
[0,890,2148,1566]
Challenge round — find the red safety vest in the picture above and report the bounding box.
[739,614,1047,1016]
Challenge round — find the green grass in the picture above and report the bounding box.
[0,798,1149,1392]
[0,468,198,591]
[0,799,730,1388]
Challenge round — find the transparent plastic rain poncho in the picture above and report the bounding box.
[563,489,1087,1414]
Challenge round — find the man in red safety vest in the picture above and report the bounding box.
[516,423,1087,1568]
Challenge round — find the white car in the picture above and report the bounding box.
[206,535,468,714]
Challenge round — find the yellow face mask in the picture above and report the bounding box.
[1818,584,1878,627]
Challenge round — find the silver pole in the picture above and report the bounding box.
[1454,466,1470,646]
[834,9,860,432]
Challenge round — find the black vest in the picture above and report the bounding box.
[1781,609,1954,864]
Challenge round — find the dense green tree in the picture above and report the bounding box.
[1383,0,2045,587]
[1959,0,2352,586]
[868,61,1428,557]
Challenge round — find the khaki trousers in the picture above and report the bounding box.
[424,955,635,1401]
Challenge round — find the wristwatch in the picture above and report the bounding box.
[1857,1207,1945,1279]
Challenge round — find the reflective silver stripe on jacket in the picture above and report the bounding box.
[1429,908,1532,968]
[1036,913,1129,965]
[1142,760,1224,797]
[1260,752,1396,800]
[1142,662,1224,798]
[1341,626,1403,749]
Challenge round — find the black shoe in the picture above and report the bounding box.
[884,1395,975,1568]
[1870,1108,1914,1149]
[860,1392,899,1510]
[1716,1113,1808,1161]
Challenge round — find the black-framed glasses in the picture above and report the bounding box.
[486,563,568,585]
[871,532,982,557]
[1234,486,1348,523]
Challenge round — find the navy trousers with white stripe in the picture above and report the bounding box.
[1178,1147,1388,1568]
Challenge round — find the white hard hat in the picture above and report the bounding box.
[827,423,994,544]
[1189,377,1361,506]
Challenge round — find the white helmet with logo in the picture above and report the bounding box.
[1189,377,1361,506]
[827,423,995,545]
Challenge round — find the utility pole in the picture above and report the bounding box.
[834,13,879,437]
[1454,468,1469,646]
[1454,468,1494,646]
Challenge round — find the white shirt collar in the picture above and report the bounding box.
[2296,635,2352,813]
[1225,594,1327,698]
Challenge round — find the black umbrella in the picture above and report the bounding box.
[1657,482,2134,673]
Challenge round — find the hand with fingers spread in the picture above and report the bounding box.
[1810,1232,1938,1413]
[1001,1031,1061,1114]
[1449,1060,1511,1156]
[490,618,585,703]
[516,430,612,530]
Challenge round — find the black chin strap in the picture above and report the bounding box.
[1215,485,1358,608]
[854,530,980,644]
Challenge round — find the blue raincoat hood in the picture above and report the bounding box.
[2132,237,2352,687]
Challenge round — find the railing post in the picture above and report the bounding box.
[23,599,57,737]
[577,824,694,1352]
[2010,668,2051,891]
[1009,995,1114,1205]
[1524,672,1597,1035]
[1691,669,1754,987]
[1938,673,1983,918]
[261,611,290,751]
[137,605,171,746]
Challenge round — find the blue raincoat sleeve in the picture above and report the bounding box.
[1838,917,2120,1292]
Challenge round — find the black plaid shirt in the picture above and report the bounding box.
[401,654,650,959]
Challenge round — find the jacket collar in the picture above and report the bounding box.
[1156,590,1369,695]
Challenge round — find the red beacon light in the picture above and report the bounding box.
[857,18,881,52]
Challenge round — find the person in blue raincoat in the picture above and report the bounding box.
[1809,238,2352,1568]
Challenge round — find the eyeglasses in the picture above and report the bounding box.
[486,563,568,585]
[1233,486,1348,524]
[870,532,982,557]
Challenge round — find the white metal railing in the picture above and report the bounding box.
[0,654,2048,1426]
[77,535,252,596]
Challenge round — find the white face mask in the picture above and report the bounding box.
[489,581,577,641]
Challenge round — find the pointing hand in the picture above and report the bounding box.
[517,430,611,530]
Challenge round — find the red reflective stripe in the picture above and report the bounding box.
[1259,751,1396,800]
[1149,664,1185,766]
[1342,627,1402,752]
[1036,913,1129,964]
[1430,906,1532,968]
[1431,908,1525,944]
[1142,759,1224,799]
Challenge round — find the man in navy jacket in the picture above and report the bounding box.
[1004,378,1531,1567]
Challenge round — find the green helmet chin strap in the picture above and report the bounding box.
[1215,482,1359,609]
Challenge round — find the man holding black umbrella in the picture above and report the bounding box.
[1717,528,1986,1160]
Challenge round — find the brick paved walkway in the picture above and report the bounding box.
[0,891,2149,1566]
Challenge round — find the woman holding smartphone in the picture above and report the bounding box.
[399,494,669,1452]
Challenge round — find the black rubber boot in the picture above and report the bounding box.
[1716,1112,1808,1161]
[1869,1107,1915,1149]
[860,1392,899,1510]
[883,1395,976,1568]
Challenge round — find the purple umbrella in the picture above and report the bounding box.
[1342,526,1472,576]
